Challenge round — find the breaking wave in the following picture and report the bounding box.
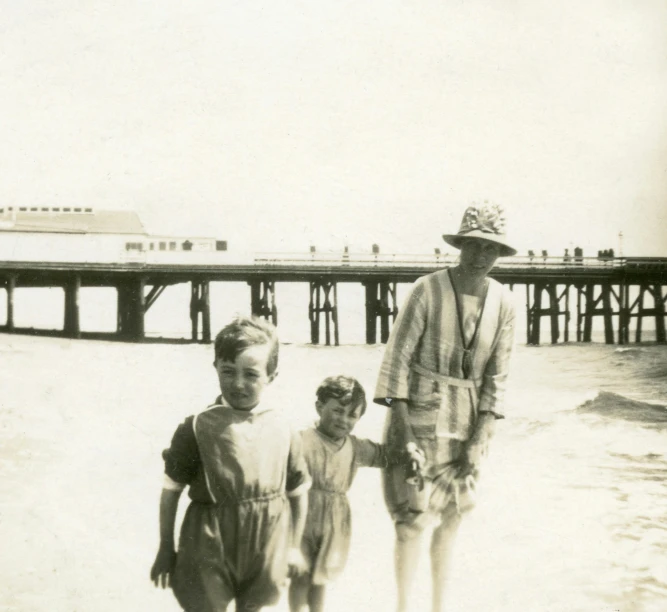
[576,391,667,425]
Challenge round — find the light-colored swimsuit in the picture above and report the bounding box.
[299,427,387,584]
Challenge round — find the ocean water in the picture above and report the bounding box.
[0,332,666,611]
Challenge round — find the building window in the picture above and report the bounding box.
[215,240,228,251]
[149,243,154,250]
[182,240,193,251]
[53,208,60,212]
[84,208,93,213]
[64,207,71,212]
[41,207,49,212]
[169,242,176,251]
[74,208,81,212]
[30,207,38,211]
[19,207,27,211]
[159,242,166,251]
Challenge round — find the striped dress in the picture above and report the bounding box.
[373,269,515,521]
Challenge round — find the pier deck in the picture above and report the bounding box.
[1,254,665,345]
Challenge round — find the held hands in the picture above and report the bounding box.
[287,547,310,578]
[150,544,176,589]
[404,441,427,488]
[405,442,426,471]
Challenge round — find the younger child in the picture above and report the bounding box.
[150,316,310,612]
[289,376,420,612]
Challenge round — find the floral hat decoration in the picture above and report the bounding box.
[442,200,517,257]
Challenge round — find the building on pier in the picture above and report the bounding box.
[0,206,228,264]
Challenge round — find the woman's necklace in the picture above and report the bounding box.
[447,268,489,379]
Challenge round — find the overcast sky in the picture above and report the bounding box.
[1,0,666,256]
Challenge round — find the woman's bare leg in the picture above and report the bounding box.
[395,524,425,612]
[288,575,311,611]
[307,585,326,612]
[429,510,462,612]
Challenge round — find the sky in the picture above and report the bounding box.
[1,0,666,256]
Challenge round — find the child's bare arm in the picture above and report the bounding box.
[150,488,182,588]
[288,492,307,547]
[353,436,423,469]
[287,492,309,576]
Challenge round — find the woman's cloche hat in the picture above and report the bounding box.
[442,201,517,257]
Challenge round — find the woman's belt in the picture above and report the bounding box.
[410,363,479,389]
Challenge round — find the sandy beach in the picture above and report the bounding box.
[1,334,667,611]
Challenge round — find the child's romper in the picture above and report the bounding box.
[163,398,310,612]
[299,427,387,585]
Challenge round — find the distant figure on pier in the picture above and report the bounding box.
[542,249,548,263]
[342,246,350,266]
[563,248,571,263]
[374,201,517,612]
[598,248,615,264]
[574,246,583,264]
[601,248,615,264]
[150,317,310,612]
[528,249,535,262]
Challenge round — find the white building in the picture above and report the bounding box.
[0,206,228,264]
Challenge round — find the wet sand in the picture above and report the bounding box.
[2,334,667,611]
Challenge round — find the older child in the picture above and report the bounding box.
[150,316,310,612]
[289,376,420,612]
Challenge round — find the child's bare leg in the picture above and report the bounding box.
[307,584,326,612]
[395,524,425,612]
[429,511,462,612]
[288,575,311,611]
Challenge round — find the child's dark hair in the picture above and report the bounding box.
[214,316,279,375]
[316,376,367,415]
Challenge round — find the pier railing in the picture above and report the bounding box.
[253,252,628,269]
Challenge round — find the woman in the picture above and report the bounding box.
[374,201,517,612]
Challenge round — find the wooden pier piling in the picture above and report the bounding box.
[5,274,15,331]
[575,284,583,342]
[364,280,398,344]
[528,283,542,345]
[116,277,145,341]
[250,280,277,326]
[580,283,615,344]
[633,283,666,343]
[190,281,211,343]
[309,281,339,345]
[655,285,666,342]
[63,275,81,339]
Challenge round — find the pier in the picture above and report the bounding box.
[1,254,665,345]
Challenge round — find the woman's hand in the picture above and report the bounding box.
[465,413,496,469]
[150,543,177,588]
[388,400,419,455]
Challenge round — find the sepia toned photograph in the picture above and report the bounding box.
[1,2,666,611]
